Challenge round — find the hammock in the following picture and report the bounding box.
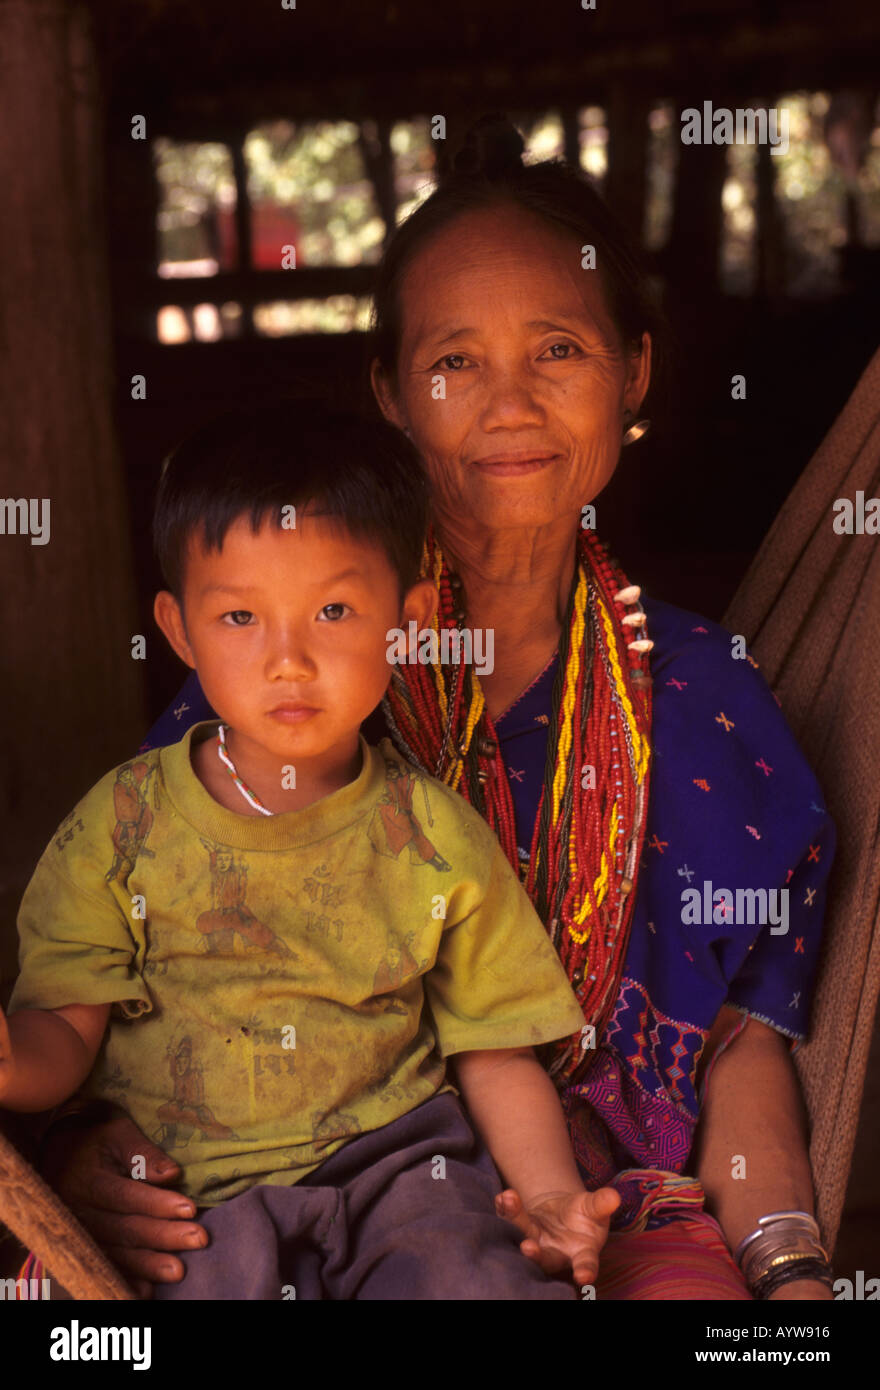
[1,348,878,1297]
[723,344,880,1254]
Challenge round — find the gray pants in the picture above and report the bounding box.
[153,1092,577,1300]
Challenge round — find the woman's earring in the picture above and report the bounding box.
[622,410,651,446]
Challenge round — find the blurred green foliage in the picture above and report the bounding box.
[245,120,384,266]
[152,102,880,339]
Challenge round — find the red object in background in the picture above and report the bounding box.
[216,203,301,269]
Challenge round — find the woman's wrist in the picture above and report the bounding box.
[733,1210,833,1300]
[751,1256,834,1299]
[767,1278,834,1301]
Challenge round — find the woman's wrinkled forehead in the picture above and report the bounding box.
[396,202,621,359]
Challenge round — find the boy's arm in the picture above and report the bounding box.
[452,1046,620,1287]
[0,1002,109,1113]
[452,1046,584,1204]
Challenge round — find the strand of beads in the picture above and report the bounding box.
[216,725,273,816]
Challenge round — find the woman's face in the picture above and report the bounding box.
[373,204,651,535]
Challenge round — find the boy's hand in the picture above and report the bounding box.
[495,1184,620,1289]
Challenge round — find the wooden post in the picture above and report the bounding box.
[604,86,651,245]
[0,0,146,975]
[666,97,728,292]
[562,109,581,170]
[358,119,398,246]
[755,130,785,300]
[231,138,255,334]
[105,133,159,339]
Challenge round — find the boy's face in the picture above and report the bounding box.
[154,511,436,769]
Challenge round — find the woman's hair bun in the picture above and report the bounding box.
[451,113,525,179]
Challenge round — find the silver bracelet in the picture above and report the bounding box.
[735,1211,828,1292]
[734,1210,821,1266]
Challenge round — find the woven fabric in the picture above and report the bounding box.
[595,1211,752,1300]
[723,346,880,1253]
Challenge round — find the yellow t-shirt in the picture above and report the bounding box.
[10,721,584,1205]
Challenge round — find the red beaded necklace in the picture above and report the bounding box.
[382,521,653,1085]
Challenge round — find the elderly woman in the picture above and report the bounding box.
[40,117,834,1301]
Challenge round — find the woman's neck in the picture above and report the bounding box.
[432,517,579,720]
[434,516,577,630]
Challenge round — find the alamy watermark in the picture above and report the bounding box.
[832,491,879,534]
[386,622,494,676]
[49,1320,151,1369]
[680,102,789,156]
[1,1276,51,1299]
[681,881,789,935]
[833,1270,879,1299]
[1,497,50,545]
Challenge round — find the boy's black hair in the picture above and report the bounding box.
[153,399,429,602]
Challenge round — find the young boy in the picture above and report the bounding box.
[0,401,619,1300]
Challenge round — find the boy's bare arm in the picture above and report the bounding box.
[452,1045,620,1287]
[452,1046,585,1203]
[0,1002,109,1112]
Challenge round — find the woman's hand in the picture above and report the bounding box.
[41,1109,208,1298]
[495,1183,620,1289]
